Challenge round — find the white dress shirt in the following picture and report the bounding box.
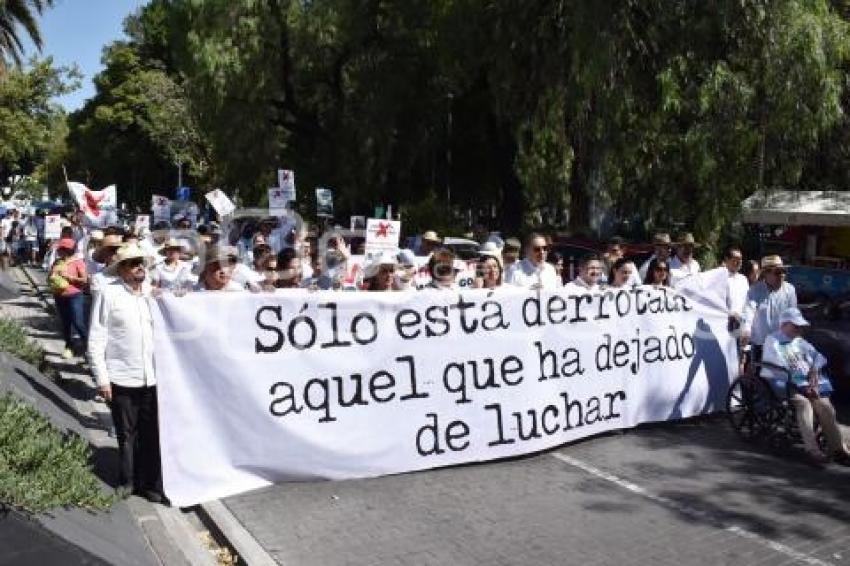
[742,281,797,346]
[727,272,749,316]
[504,259,561,289]
[151,261,194,291]
[87,280,156,389]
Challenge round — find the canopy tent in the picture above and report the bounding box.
[741,190,850,227]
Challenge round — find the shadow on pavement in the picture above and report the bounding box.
[572,416,850,544]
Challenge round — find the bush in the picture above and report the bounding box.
[0,317,54,377]
[0,317,48,368]
[0,393,114,513]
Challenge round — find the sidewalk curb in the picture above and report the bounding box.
[198,501,279,566]
[10,266,221,565]
[17,265,282,565]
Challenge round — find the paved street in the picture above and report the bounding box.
[222,416,850,566]
[5,264,850,566]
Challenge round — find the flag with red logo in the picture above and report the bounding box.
[67,182,118,227]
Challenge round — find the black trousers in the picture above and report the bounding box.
[110,384,163,495]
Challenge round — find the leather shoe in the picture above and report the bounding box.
[143,490,171,506]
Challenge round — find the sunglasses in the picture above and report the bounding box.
[533,246,548,252]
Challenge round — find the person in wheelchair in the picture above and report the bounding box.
[761,308,850,466]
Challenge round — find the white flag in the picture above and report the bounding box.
[67,182,117,227]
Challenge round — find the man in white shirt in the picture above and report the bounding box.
[669,232,701,286]
[742,255,797,362]
[504,234,560,289]
[87,244,166,503]
[639,233,673,281]
[563,254,604,293]
[723,245,749,333]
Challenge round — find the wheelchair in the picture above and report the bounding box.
[726,359,826,451]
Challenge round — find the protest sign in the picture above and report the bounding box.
[316,187,334,217]
[135,215,150,232]
[152,195,171,222]
[67,182,118,227]
[44,214,61,239]
[268,187,294,216]
[206,189,236,217]
[277,169,292,190]
[365,218,401,256]
[153,286,736,506]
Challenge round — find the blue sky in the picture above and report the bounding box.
[22,0,148,111]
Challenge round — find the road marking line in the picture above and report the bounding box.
[551,452,834,566]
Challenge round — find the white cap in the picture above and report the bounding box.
[779,307,809,327]
[364,251,399,279]
[397,248,416,267]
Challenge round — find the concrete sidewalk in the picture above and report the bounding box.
[0,266,222,566]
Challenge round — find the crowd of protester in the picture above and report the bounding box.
[3,207,848,504]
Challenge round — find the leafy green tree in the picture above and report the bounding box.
[0,58,78,189]
[65,41,209,207]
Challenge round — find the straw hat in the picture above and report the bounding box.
[92,235,124,263]
[421,230,441,243]
[674,232,700,247]
[201,244,238,267]
[760,255,785,270]
[652,233,672,246]
[158,238,189,256]
[105,244,155,275]
[503,237,521,252]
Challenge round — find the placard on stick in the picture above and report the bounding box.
[45,214,62,239]
[365,218,401,256]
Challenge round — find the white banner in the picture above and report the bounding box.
[67,182,118,227]
[153,286,736,507]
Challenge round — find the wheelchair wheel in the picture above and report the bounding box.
[727,376,773,441]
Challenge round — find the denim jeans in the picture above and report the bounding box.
[55,292,88,348]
